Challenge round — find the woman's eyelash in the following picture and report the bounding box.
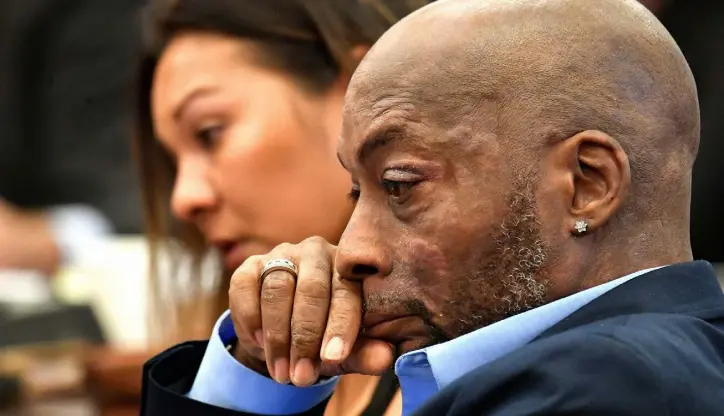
[194,125,223,148]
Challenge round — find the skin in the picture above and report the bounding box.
[152,31,354,271]
[151,32,361,381]
[229,0,700,387]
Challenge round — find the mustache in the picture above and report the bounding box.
[363,292,450,344]
[363,291,427,316]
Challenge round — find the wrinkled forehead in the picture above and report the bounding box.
[338,75,419,159]
[337,78,495,179]
[337,5,506,169]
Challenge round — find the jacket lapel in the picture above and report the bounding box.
[537,261,724,340]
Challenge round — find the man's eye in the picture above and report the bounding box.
[382,179,418,200]
[194,125,223,149]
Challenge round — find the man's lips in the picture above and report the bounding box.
[362,315,424,343]
[363,313,404,329]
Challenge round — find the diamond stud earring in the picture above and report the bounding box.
[574,219,588,234]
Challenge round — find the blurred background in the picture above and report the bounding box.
[0,0,721,414]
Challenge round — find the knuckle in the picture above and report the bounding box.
[241,255,264,271]
[310,258,332,275]
[228,281,238,297]
[264,329,289,346]
[262,273,295,296]
[327,315,354,334]
[303,235,327,246]
[275,242,294,252]
[229,273,244,292]
[291,321,320,350]
[297,284,330,306]
[229,275,251,295]
[246,254,265,265]
[302,237,332,258]
[229,279,258,308]
[230,257,262,288]
[235,306,258,325]
[297,270,330,294]
[332,283,355,300]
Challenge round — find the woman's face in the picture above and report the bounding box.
[152,32,354,270]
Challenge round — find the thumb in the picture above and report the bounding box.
[320,337,394,377]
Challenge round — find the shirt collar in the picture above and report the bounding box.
[395,266,664,391]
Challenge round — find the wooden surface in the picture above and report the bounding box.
[0,346,145,416]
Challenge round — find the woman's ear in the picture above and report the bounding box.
[337,45,371,88]
[350,45,370,66]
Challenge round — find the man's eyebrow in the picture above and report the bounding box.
[357,125,406,164]
[337,124,409,170]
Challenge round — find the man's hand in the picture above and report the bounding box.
[228,236,394,386]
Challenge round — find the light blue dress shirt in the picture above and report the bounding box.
[189,267,661,415]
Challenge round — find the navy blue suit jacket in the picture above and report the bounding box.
[414,261,724,415]
[142,261,724,415]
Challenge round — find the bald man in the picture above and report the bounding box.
[142,0,724,415]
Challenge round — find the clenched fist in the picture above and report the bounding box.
[228,236,394,386]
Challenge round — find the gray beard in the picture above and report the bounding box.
[361,172,552,350]
[448,174,551,338]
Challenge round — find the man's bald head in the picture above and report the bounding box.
[334,0,699,351]
[347,0,698,221]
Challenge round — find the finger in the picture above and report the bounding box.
[320,338,394,377]
[229,320,269,377]
[261,267,297,384]
[319,271,363,364]
[228,255,265,348]
[231,320,265,362]
[289,255,333,386]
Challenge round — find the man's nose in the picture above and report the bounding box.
[335,207,391,281]
[170,159,217,223]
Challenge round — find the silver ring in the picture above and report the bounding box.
[260,258,298,281]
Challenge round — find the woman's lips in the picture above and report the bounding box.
[221,242,252,270]
[218,239,278,271]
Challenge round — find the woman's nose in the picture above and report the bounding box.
[170,159,217,223]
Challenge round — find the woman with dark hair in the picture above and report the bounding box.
[135,0,432,414]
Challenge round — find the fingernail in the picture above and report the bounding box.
[274,358,289,384]
[322,337,344,361]
[255,330,264,346]
[292,358,316,386]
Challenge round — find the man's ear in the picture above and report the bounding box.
[552,130,631,235]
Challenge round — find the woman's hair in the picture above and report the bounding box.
[134,0,432,343]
